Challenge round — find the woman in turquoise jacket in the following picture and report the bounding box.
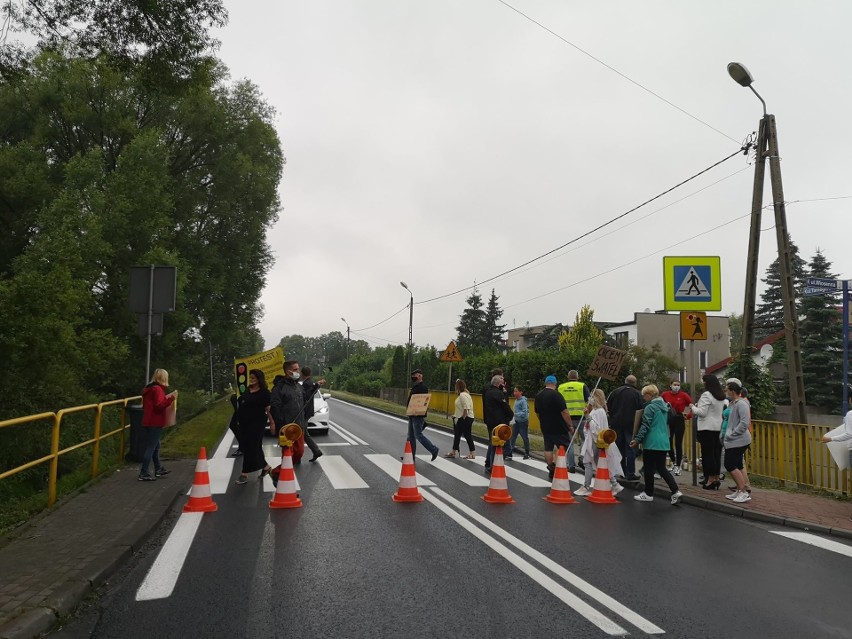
[630,384,683,505]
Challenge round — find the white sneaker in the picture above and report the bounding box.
[670,490,683,505]
[634,492,654,502]
[611,483,624,495]
[673,466,681,476]
[733,491,752,503]
[574,486,592,496]
[725,491,739,500]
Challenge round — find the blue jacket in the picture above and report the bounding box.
[513,396,529,422]
[634,397,670,451]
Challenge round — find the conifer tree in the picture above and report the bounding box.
[484,289,506,349]
[754,235,807,341]
[456,288,488,348]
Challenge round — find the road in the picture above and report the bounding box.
[53,399,852,639]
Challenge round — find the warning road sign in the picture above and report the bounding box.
[439,340,463,362]
[663,256,721,311]
[680,312,708,341]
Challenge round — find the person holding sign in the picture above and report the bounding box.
[407,370,439,460]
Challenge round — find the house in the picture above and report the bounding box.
[704,330,786,380]
[506,324,550,352]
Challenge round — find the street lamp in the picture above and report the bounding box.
[729,61,807,425]
[400,281,413,381]
[340,317,350,361]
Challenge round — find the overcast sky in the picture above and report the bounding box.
[216,0,852,352]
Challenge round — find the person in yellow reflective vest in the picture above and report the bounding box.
[557,370,590,471]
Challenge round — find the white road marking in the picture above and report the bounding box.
[318,442,352,446]
[421,489,629,636]
[328,421,368,445]
[428,487,665,635]
[213,429,236,459]
[136,512,204,601]
[425,426,488,449]
[770,531,852,558]
[318,455,369,489]
[364,454,435,486]
[207,458,236,494]
[328,422,359,445]
[465,457,552,487]
[415,455,490,486]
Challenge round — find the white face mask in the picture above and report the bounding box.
[289,371,301,381]
[671,385,680,392]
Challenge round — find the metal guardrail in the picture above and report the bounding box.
[0,396,141,507]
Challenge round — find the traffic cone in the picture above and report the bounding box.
[586,446,619,504]
[183,447,218,513]
[544,446,576,504]
[392,441,424,503]
[269,446,303,509]
[482,446,515,504]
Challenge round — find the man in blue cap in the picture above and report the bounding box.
[535,374,576,480]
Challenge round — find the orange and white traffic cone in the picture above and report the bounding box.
[544,446,576,504]
[269,446,303,509]
[392,440,424,503]
[183,447,218,513]
[482,446,515,504]
[586,446,619,504]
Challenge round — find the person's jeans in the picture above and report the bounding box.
[407,416,437,456]
[615,424,636,476]
[507,420,530,457]
[140,427,164,477]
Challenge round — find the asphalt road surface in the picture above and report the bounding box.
[52,399,852,639]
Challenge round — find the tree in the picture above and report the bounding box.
[623,344,680,390]
[558,305,604,354]
[800,250,843,413]
[754,235,807,341]
[456,288,489,348]
[484,289,506,350]
[527,324,565,351]
[728,312,743,354]
[389,346,407,388]
[726,352,775,419]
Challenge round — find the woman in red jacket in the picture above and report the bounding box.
[661,378,692,475]
[140,369,178,481]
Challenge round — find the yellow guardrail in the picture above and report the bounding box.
[0,396,141,507]
[429,390,850,495]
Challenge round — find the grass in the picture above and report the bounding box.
[160,397,233,459]
[328,390,547,452]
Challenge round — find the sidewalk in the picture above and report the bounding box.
[0,446,850,639]
[0,460,196,639]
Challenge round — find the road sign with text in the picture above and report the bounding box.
[806,277,839,290]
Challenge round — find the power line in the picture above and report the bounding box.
[417,144,750,305]
[352,303,409,332]
[495,0,741,145]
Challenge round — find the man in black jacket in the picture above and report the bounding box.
[270,360,323,463]
[607,374,644,480]
[483,374,514,474]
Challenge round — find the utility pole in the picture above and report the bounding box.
[729,62,806,425]
[401,282,413,381]
[341,317,350,361]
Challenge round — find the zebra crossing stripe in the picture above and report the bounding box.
[364,454,436,486]
[416,455,491,486]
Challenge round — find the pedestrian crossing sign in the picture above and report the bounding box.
[663,256,721,311]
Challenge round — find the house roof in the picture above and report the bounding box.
[704,330,785,375]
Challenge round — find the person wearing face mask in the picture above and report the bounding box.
[661,379,692,475]
[407,369,439,460]
[270,360,322,463]
[234,369,272,485]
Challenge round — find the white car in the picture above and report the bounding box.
[308,392,331,435]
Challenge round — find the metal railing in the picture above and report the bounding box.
[0,397,141,507]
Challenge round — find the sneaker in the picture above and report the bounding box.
[235,475,248,485]
[611,483,624,496]
[670,490,683,505]
[138,475,156,482]
[673,467,681,476]
[634,492,654,502]
[725,491,739,500]
[654,473,662,480]
[625,474,641,482]
[574,486,592,496]
[504,455,513,460]
[309,451,324,463]
[523,454,530,460]
[732,491,751,503]
[155,468,171,477]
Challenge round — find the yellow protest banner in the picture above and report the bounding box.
[233,346,285,394]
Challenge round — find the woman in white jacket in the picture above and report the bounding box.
[821,409,852,522]
[575,389,622,497]
[689,374,726,490]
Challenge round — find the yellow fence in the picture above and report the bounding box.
[0,397,141,507]
[429,391,850,495]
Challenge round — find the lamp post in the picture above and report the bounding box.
[728,62,807,425]
[340,317,350,361]
[400,281,413,381]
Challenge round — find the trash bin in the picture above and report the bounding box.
[125,404,145,463]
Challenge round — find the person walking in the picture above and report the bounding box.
[139,368,177,482]
[607,375,644,481]
[723,379,753,503]
[405,369,439,460]
[630,384,682,504]
[447,379,476,459]
[483,375,514,474]
[661,379,692,475]
[271,360,322,464]
[575,389,623,497]
[557,370,589,470]
[299,365,325,463]
[535,375,575,481]
[821,409,852,521]
[506,386,530,460]
[234,369,272,484]
[689,374,726,490]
